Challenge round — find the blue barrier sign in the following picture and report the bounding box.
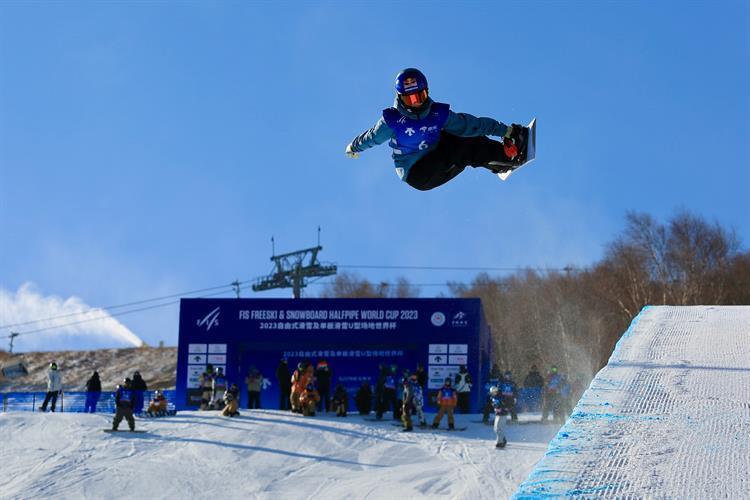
[176,298,491,411]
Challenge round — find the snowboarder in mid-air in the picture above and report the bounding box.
[346,68,532,190]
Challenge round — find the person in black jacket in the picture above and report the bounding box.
[275,358,291,410]
[131,371,147,414]
[84,371,102,413]
[355,381,373,415]
[332,383,348,417]
[415,363,427,389]
[112,378,136,432]
[315,360,332,413]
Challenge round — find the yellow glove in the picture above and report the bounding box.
[345,143,359,159]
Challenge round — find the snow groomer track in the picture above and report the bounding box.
[516,306,750,498]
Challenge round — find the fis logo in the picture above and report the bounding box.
[452,311,469,328]
[403,77,419,92]
[197,307,221,331]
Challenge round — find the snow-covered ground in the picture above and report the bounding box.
[0,410,560,499]
[516,306,750,498]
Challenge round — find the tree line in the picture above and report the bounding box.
[318,211,749,382]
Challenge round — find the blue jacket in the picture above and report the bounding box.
[350,98,509,181]
[115,386,134,409]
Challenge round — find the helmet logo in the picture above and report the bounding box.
[403,77,419,92]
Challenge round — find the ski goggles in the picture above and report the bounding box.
[399,89,428,108]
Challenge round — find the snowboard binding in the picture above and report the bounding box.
[489,118,537,181]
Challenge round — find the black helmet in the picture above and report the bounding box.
[395,68,429,109]
[123,378,132,386]
[49,362,58,370]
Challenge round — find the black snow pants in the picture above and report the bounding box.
[113,406,135,431]
[40,391,59,412]
[405,132,511,191]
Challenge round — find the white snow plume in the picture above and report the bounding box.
[0,282,143,352]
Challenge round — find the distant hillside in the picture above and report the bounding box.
[0,346,176,392]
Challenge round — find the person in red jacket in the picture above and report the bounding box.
[431,377,458,430]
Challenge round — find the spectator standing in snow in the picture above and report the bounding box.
[84,371,102,413]
[489,386,507,449]
[222,384,240,417]
[377,364,399,420]
[395,368,411,420]
[300,383,321,416]
[499,370,519,421]
[40,362,62,412]
[482,369,502,424]
[290,361,310,413]
[275,357,291,410]
[199,365,214,410]
[431,377,458,430]
[374,364,386,418]
[401,379,414,432]
[410,374,427,427]
[245,366,263,409]
[131,371,147,414]
[332,383,348,417]
[523,364,545,412]
[542,365,563,423]
[355,381,373,415]
[212,367,227,410]
[112,378,136,431]
[454,365,473,414]
[315,360,332,413]
[415,363,427,390]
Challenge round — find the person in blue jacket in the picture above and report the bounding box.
[112,378,136,432]
[346,68,529,191]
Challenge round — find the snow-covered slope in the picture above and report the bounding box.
[515,306,750,498]
[0,410,559,499]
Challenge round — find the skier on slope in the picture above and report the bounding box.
[489,386,508,449]
[345,68,529,190]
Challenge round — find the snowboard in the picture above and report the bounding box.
[103,429,147,433]
[491,117,537,181]
[140,410,177,418]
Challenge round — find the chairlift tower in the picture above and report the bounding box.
[252,228,337,299]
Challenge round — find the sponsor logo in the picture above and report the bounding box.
[451,311,469,328]
[431,312,446,327]
[197,307,220,331]
[405,127,415,137]
[403,77,419,92]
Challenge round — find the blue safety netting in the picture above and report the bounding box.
[0,390,176,413]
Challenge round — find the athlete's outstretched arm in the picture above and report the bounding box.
[443,111,509,138]
[348,117,394,154]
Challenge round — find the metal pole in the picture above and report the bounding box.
[9,332,19,353]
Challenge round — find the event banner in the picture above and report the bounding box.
[176,298,491,412]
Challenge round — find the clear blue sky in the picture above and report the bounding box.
[1,1,748,348]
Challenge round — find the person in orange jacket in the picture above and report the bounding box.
[147,390,168,415]
[431,377,458,430]
[290,362,311,413]
[300,383,321,416]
